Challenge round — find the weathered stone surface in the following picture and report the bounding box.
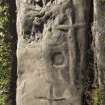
[16,0,92,105]
[93,0,105,104]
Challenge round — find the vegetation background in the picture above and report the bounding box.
[0,1,17,105]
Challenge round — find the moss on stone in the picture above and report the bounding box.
[91,87,101,105]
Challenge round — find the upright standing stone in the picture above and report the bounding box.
[16,0,92,105]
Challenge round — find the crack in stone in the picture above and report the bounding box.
[35,96,66,101]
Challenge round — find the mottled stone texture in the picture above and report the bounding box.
[16,0,93,105]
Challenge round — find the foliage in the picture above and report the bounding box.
[0,95,5,105]
[0,2,12,105]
